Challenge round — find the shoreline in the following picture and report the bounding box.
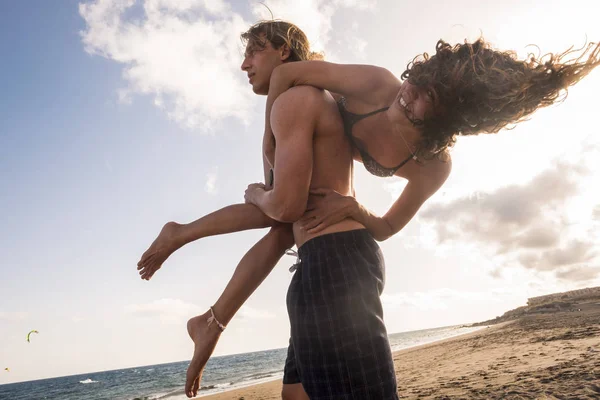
[193,324,488,398]
[201,304,600,399]
[198,324,499,399]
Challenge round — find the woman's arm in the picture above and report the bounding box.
[268,61,399,107]
[355,180,434,241]
[262,62,400,162]
[301,184,425,242]
[301,162,452,241]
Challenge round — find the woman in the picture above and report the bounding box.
[137,38,600,397]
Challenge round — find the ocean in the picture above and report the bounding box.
[0,324,484,400]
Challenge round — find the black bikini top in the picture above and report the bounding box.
[337,97,416,177]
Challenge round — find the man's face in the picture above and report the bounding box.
[241,35,288,95]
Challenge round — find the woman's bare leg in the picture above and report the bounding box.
[137,203,274,280]
[211,223,294,325]
[185,224,294,397]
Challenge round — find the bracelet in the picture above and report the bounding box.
[206,306,226,332]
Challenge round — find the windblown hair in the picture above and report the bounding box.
[402,39,600,157]
[241,20,324,62]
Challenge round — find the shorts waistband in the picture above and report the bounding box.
[297,229,372,259]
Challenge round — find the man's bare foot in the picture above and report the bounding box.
[137,221,183,280]
[185,311,222,398]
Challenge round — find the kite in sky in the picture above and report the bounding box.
[27,330,39,343]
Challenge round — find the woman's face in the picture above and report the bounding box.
[391,80,441,127]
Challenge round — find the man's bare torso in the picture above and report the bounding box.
[267,86,364,247]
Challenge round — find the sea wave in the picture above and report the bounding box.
[242,369,281,381]
[142,374,282,400]
[241,372,277,381]
[198,382,231,391]
[129,389,182,400]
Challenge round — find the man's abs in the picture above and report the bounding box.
[292,90,365,248]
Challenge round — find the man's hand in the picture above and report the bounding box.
[244,183,266,205]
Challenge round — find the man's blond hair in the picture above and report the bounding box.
[241,20,323,62]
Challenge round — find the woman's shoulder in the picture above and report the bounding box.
[413,150,452,193]
[343,66,402,108]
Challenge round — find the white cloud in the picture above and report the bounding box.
[382,288,514,312]
[518,240,597,271]
[252,0,375,54]
[382,177,407,204]
[341,20,368,59]
[79,0,374,130]
[347,36,368,59]
[103,154,114,172]
[417,156,600,280]
[204,167,218,194]
[593,205,600,221]
[123,299,274,326]
[555,266,600,282]
[237,305,276,320]
[0,311,28,321]
[79,0,253,130]
[125,298,200,324]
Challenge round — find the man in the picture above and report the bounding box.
[216,22,398,399]
[177,21,397,398]
[183,21,320,398]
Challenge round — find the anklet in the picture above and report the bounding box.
[207,306,226,332]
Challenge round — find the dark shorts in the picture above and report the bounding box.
[283,229,398,400]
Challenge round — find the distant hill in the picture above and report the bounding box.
[472,286,600,326]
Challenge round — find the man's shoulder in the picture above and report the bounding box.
[270,86,329,131]
[270,86,326,139]
[273,86,327,109]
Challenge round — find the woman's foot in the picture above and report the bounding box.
[137,221,183,280]
[185,311,223,397]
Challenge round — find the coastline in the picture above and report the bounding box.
[198,324,495,399]
[201,304,600,399]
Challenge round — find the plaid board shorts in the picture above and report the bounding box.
[283,229,398,399]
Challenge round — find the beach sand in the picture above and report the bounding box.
[201,300,600,399]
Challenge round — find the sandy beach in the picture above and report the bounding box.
[202,300,600,399]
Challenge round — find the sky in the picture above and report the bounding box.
[1,0,599,385]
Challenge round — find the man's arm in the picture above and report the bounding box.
[246,86,320,222]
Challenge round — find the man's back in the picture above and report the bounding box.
[269,85,364,247]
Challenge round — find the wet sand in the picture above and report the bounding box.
[202,301,600,399]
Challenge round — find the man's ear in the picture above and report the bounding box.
[279,44,291,61]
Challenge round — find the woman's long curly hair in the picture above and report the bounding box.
[402,39,600,158]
